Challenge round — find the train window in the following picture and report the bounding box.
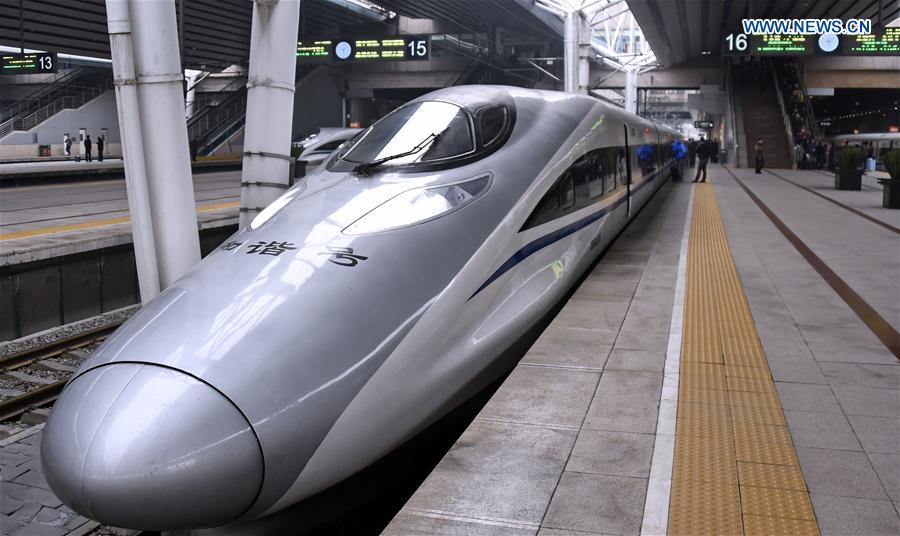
[478,106,508,146]
[339,101,474,166]
[559,173,575,209]
[603,148,616,193]
[313,140,348,152]
[588,152,604,198]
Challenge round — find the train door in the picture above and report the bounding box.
[624,124,632,217]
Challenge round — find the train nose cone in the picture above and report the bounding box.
[41,364,263,530]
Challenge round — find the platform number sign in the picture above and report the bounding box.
[725,33,748,54]
[405,36,429,60]
[1,52,58,74]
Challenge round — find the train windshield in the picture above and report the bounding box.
[339,101,475,167]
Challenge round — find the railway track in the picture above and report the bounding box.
[0,322,123,422]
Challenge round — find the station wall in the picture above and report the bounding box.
[0,91,122,159]
[292,67,343,138]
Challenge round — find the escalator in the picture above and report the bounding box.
[733,62,793,169]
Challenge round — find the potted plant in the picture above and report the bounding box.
[835,146,865,190]
[882,149,900,209]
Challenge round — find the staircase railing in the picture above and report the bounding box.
[0,78,113,138]
[770,62,796,168]
[0,67,111,122]
[187,75,247,121]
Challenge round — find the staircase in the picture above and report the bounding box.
[734,65,793,169]
[0,66,113,138]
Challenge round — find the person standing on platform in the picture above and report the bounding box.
[189,139,198,162]
[710,138,720,163]
[64,134,72,157]
[84,135,93,162]
[755,138,765,174]
[96,135,104,162]
[672,139,687,182]
[688,138,697,168]
[692,136,710,183]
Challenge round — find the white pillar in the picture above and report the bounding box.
[565,10,590,95]
[129,0,201,287]
[106,0,160,303]
[239,0,302,228]
[625,69,638,114]
[564,10,579,93]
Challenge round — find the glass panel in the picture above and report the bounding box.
[559,173,575,209]
[341,101,474,165]
[479,106,507,145]
[589,151,604,198]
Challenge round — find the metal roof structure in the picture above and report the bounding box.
[626,0,900,66]
[0,0,384,69]
[0,0,564,69]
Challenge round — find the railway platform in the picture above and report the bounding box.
[0,170,241,341]
[0,165,898,536]
[385,165,899,536]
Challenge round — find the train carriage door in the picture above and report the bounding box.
[624,125,632,217]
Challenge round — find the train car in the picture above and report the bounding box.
[830,132,900,170]
[41,85,682,531]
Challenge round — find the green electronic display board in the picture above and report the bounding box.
[297,39,333,59]
[297,35,430,62]
[723,29,900,56]
[842,27,900,55]
[0,52,57,74]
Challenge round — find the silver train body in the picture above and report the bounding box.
[42,86,681,531]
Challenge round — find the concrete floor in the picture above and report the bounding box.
[0,171,240,265]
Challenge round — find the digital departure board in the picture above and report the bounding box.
[297,39,333,59]
[842,27,900,55]
[724,30,900,56]
[694,121,714,129]
[0,52,57,74]
[297,35,430,62]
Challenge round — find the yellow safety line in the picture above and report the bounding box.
[0,201,239,241]
[668,181,819,535]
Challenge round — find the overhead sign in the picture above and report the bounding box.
[842,27,900,55]
[0,52,57,74]
[723,28,900,56]
[297,39,333,59]
[297,36,430,63]
[695,121,714,129]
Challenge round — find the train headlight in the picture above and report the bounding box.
[344,174,490,235]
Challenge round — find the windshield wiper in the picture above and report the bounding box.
[353,132,441,174]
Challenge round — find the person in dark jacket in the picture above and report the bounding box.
[755,138,765,174]
[96,135,104,162]
[189,139,198,162]
[693,137,711,183]
[688,138,697,168]
[710,138,720,163]
[64,134,72,157]
[84,135,92,162]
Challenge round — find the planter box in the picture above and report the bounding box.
[834,168,862,190]
[883,178,900,209]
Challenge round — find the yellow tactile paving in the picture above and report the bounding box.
[743,514,821,536]
[668,182,819,535]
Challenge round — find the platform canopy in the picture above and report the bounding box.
[0,0,569,69]
[626,0,900,66]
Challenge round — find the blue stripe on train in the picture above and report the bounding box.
[469,172,660,300]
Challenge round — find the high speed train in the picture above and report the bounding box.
[42,85,682,531]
